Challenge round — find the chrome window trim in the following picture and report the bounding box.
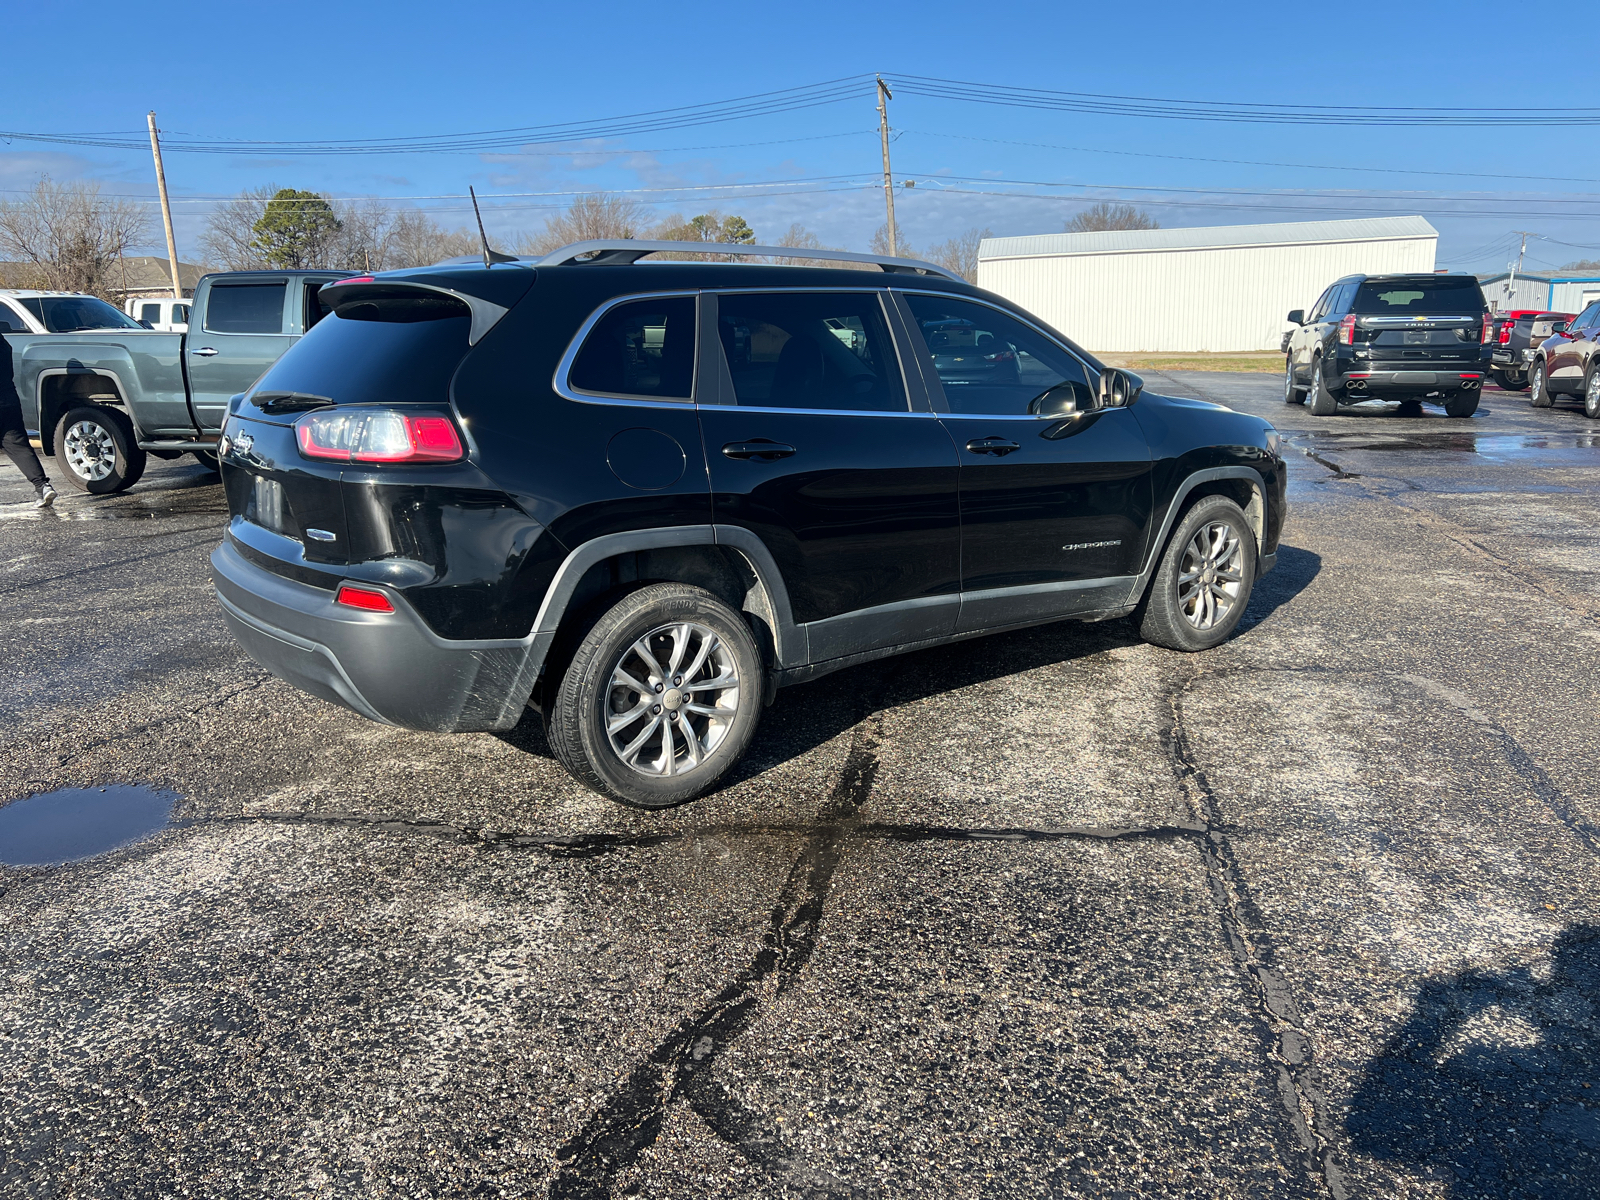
[711,405,938,419]
[891,287,1102,417]
[552,289,701,408]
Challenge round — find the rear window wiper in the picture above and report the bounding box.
[252,391,334,415]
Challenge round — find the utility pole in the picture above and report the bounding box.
[876,76,898,258]
[1507,230,1533,310]
[146,112,184,299]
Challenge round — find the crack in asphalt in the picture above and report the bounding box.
[1164,666,1350,1200]
[546,718,884,1200]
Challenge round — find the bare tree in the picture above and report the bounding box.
[0,177,151,298]
[923,227,992,283]
[870,223,915,260]
[199,184,278,271]
[382,209,479,268]
[516,194,652,256]
[1065,203,1159,233]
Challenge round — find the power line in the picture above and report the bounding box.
[889,74,1600,127]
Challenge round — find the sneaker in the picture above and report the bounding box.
[34,483,56,509]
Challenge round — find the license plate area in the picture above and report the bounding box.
[1404,330,1429,345]
[248,476,292,537]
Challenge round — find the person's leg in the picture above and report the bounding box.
[0,404,49,490]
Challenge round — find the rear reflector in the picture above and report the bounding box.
[335,584,394,612]
[297,409,465,464]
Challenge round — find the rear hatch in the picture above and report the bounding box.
[1350,276,1487,366]
[221,271,533,578]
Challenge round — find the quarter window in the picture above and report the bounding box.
[903,294,1092,416]
[569,297,695,399]
[716,292,906,412]
[205,283,287,334]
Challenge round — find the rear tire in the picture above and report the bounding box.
[1444,391,1480,418]
[1530,360,1553,408]
[1496,367,1529,391]
[1308,357,1339,416]
[1283,356,1305,405]
[53,406,146,494]
[545,582,763,808]
[1585,363,1600,419]
[1137,494,1257,653]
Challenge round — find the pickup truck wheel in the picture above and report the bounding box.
[1498,367,1529,391]
[1530,360,1553,408]
[1283,357,1305,405]
[53,406,146,494]
[545,582,763,809]
[1308,357,1339,416]
[1585,364,1600,419]
[1137,495,1257,652]
[1444,391,1480,418]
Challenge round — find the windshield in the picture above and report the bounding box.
[1352,278,1485,315]
[19,296,144,333]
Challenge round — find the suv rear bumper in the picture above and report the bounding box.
[1336,368,1484,393]
[210,541,544,733]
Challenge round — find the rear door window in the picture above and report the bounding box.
[903,293,1091,416]
[716,291,906,412]
[1353,278,1486,315]
[568,297,696,399]
[140,303,161,324]
[205,282,288,333]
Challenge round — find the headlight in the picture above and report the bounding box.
[1265,428,1284,458]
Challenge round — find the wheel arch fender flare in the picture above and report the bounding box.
[1132,466,1269,601]
[35,365,145,446]
[530,524,803,671]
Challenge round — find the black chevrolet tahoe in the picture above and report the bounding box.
[210,241,1287,807]
[1285,273,1491,417]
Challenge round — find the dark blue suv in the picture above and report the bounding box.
[210,240,1286,807]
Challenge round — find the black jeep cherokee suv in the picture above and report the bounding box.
[1285,272,1491,417]
[210,240,1286,807]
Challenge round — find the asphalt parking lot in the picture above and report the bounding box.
[3,376,1598,1200]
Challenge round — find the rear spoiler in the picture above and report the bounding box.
[318,269,536,345]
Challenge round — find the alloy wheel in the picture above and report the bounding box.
[63,420,116,481]
[1284,361,1295,402]
[1587,371,1600,418]
[603,621,740,777]
[1177,521,1245,631]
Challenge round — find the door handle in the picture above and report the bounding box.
[722,440,796,462]
[190,346,218,357]
[965,436,1020,456]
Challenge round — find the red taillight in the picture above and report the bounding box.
[1497,320,1512,345]
[332,275,375,286]
[1338,314,1356,345]
[296,410,465,464]
[1482,319,1495,345]
[335,584,394,612]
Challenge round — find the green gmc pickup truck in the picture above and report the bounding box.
[0,269,346,493]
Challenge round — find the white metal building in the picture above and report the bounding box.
[1476,271,1600,315]
[976,216,1439,353]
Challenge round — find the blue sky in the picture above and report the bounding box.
[6,0,1597,274]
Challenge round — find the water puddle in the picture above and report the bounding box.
[0,785,179,866]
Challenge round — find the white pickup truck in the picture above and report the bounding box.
[123,296,191,332]
[0,270,346,493]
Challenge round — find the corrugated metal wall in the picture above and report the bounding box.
[978,236,1437,353]
[1480,274,1553,312]
[1549,279,1600,314]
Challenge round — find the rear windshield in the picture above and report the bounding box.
[1352,278,1485,315]
[248,292,471,408]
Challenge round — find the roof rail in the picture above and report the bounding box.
[530,239,965,283]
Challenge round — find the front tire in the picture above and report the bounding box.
[1308,357,1339,416]
[1284,357,1305,405]
[1530,360,1553,408]
[545,583,763,808]
[1585,363,1600,419]
[1137,495,1257,652]
[53,406,146,494]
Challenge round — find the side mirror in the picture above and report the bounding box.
[1098,367,1143,409]
[138,319,155,329]
[1287,309,1305,325]
[1029,379,1096,418]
